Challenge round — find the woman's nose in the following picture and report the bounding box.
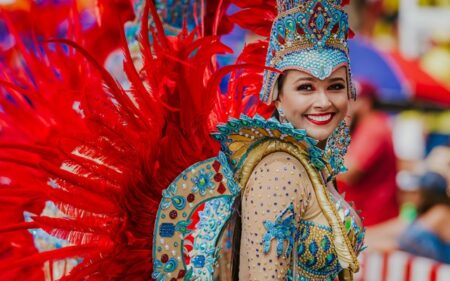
[313,89,332,109]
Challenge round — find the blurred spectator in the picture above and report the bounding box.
[425,145,450,188]
[398,171,450,263]
[338,80,399,226]
[349,0,384,38]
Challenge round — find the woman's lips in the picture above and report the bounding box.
[304,113,335,125]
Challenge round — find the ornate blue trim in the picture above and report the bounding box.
[152,157,241,281]
[262,203,297,257]
[212,114,328,173]
[217,152,240,195]
[189,197,234,279]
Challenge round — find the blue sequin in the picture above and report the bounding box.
[316,14,325,30]
[164,258,178,272]
[192,255,206,268]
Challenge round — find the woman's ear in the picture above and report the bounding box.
[272,80,280,102]
[274,99,280,109]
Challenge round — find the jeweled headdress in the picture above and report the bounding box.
[260,0,354,104]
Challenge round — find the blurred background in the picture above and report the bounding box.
[0,0,449,280]
[342,1,450,279]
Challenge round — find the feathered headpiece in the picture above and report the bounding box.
[260,0,354,104]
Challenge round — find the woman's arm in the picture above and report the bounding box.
[239,151,313,280]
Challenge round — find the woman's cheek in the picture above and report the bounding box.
[332,93,349,113]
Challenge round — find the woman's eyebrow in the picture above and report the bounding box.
[328,77,345,83]
[294,77,315,83]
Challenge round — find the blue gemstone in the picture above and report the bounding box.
[192,255,206,268]
[159,223,175,238]
[326,253,336,265]
[164,258,178,272]
[297,243,305,256]
[321,236,331,252]
[309,241,318,255]
[306,257,317,267]
[316,14,325,31]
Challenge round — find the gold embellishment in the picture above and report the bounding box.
[297,150,359,273]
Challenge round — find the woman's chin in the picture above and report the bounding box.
[304,126,334,141]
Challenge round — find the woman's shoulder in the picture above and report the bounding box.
[250,151,312,182]
[245,151,314,199]
[256,151,306,168]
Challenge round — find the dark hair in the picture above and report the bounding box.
[229,194,241,281]
[277,72,286,97]
[417,172,450,216]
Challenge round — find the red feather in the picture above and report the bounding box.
[228,6,276,37]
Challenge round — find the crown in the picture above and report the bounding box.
[260,0,353,103]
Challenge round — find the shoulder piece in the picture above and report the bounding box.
[211,114,327,175]
[152,155,239,281]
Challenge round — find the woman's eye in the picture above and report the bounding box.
[297,84,313,91]
[328,83,346,90]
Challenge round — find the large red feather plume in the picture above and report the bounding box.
[0,0,272,279]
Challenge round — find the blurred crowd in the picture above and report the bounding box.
[341,0,450,266]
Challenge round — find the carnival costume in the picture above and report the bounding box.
[0,0,364,281]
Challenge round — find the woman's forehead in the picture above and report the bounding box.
[286,66,348,81]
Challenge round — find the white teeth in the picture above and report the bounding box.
[307,114,332,122]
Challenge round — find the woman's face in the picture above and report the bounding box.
[277,66,349,141]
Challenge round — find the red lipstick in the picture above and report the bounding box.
[305,113,335,125]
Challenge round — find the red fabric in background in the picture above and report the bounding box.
[338,112,399,226]
[389,51,450,107]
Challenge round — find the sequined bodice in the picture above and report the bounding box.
[294,208,364,280]
[292,184,365,280]
[295,221,342,280]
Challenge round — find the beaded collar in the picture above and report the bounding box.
[211,114,347,180]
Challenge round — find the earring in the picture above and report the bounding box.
[325,120,351,179]
[277,107,288,124]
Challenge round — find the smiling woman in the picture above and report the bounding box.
[223,0,367,280]
[276,66,349,141]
